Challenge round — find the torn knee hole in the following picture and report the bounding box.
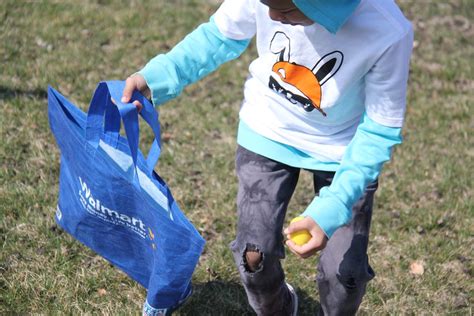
[246,251,262,271]
[243,244,263,273]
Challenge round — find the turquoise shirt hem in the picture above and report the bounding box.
[237,120,340,172]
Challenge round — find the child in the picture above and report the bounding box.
[122,0,414,315]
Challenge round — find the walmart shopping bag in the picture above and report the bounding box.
[48,81,205,314]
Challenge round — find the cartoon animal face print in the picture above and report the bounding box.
[268,32,344,116]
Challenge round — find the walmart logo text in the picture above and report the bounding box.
[78,177,147,238]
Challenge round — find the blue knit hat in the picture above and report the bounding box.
[292,0,361,33]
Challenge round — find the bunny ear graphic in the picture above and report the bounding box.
[270,31,291,62]
[312,51,344,86]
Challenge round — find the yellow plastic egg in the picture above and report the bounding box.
[289,216,312,246]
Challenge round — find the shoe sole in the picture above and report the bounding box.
[286,282,298,316]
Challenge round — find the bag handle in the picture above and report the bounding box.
[105,80,162,172]
[103,99,121,147]
[109,81,162,172]
[85,81,161,175]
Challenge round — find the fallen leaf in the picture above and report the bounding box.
[98,288,107,296]
[409,260,425,275]
[162,132,173,142]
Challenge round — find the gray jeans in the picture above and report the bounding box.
[231,146,377,316]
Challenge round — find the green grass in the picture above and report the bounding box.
[1,0,473,314]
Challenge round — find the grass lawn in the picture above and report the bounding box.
[1,0,473,314]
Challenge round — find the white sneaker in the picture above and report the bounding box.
[286,282,298,316]
[142,284,193,316]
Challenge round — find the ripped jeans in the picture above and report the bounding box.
[231,146,377,316]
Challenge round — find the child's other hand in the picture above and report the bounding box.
[121,74,151,112]
[284,216,327,259]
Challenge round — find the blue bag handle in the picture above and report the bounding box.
[103,83,162,172]
[103,81,162,172]
[85,81,161,175]
[103,100,121,147]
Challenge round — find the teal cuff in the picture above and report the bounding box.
[138,16,251,106]
[302,187,351,237]
[302,113,402,237]
[139,54,180,105]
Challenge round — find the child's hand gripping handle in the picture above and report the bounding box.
[121,74,151,112]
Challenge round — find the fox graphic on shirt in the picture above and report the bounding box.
[268,32,343,117]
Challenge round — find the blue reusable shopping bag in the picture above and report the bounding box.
[48,81,205,315]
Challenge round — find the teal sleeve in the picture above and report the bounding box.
[138,16,251,106]
[302,112,402,237]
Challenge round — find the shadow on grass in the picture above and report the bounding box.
[0,85,47,101]
[178,280,321,316]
